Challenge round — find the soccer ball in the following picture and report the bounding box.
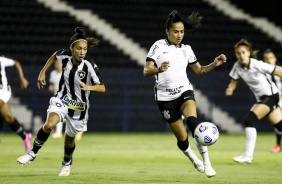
[194,122,219,146]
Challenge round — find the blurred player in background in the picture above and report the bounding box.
[49,60,63,139]
[226,39,282,163]
[144,10,227,178]
[0,56,32,152]
[17,27,105,176]
[263,49,282,153]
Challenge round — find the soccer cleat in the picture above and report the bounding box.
[187,150,204,173]
[23,133,32,153]
[204,164,216,178]
[271,144,281,153]
[75,132,83,141]
[233,154,253,164]
[59,160,72,177]
[51,131,63,139]
[17,151,36,165]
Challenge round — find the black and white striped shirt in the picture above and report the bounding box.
[55,49,104,120]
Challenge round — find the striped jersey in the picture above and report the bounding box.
[0,56,15,89]
[229,58,278,101]
[146,38,197,101]
[55,49,104,120]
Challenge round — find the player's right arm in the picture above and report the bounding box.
[225,79,237,96]
[37,52,57,89]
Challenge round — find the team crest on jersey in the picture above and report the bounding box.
[162,110,170,120]
[77,70,86,79]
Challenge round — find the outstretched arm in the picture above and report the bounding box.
[225,79,237,96]
[14,61,29,89]
[189,54,227,75]
[37,52,57,89]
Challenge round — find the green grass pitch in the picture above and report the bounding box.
[0,132,281,184]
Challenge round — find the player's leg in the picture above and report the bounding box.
[59,117,82,177]
[181,99,215,177]
[17,112,60,165]
[233,103,269,163]
[17,97,67,165]
[268,107,282,154]
[270,108,282,152]
[0,101,32,152]
[167,118,204,173]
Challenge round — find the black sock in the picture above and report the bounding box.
[186,116,199,137]
[177,137,189,151]
[32,128,50,154]
[64,145,76,163]
[8,119,26,140]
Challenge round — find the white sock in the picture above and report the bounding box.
[194,138,211,165]
[182,145,200,163]
[245,127,257,157]
[56,122,63,133]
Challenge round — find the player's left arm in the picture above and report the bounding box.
[14,61,29,89]
[190,54,227,75]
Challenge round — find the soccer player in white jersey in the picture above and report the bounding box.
[144,10,227,178]
[0,56,32,152]
[263,49,282,153]
[226,39,282,163]
[17,27,106,177]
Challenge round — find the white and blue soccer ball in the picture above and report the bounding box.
[194,122,219,146]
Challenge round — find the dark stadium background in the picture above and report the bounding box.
[0,0,281,133]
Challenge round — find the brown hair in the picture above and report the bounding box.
[234,39,258,59]
[70,27,100,47]
[166,10,202,31]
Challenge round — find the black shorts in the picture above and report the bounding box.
[257,93,279,111]
[157,90,195,123]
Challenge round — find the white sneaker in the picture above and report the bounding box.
[187,151,205,173]
[59,160,71,176]
[233,154,253,164]
[17,151,36,165]
[204,164,216,178]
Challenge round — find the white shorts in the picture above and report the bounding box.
[0,86,11,103]
[47,97,87,138]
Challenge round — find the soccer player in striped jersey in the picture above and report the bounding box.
[144,10,227,178]
[17,27,106,176]
[0,56,32,152]
[263,49,282,153]
[226,39,282,163]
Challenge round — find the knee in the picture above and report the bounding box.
[64,140,75,148]
[3,114,14,123]
[43,122,55,133]
[244,111,258,127]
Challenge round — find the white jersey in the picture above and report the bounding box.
[229,58,278,101]
[55,49,104,120]
[146,38,197,101]
[267,65,282,106]
[49,69,62,95]
[0,56,15,89]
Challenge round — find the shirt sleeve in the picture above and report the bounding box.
[255,60,275,74]
[0,56,15,67]
[229,62,240,80]
[146,41,160,62]
[90,63,104,85]
[49,70,55,84]
[186,46,197,64]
